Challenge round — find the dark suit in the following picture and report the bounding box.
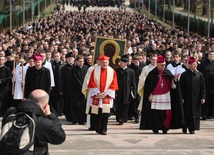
[115,67,136,123]
[24,66,51,98]
[50,61,65,116]
[59,63,75,121]
[70,65,88,124]
[180,69,206,132]
[198,59,214,118]
[128,62,145,121]
[0,65,11,116]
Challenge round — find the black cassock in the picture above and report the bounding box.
[59,63,74,121]
[128,62,145,120]
[139,67,185,130]
[115,67,136,123]
[180,69,206,130]
[50,61,65,116]
[69,65,88,124]
[24,66,51,98]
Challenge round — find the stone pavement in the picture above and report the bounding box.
[1,115,214,154]
[63,0,133,12]
[47,116,214,155]
[174,6,208,22]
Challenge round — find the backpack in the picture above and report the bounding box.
[0,107,37,154]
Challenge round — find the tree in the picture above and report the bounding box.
[202,0,208,15]
[178,0,183,6]
[167,0,171,9]
[211,0,214,24]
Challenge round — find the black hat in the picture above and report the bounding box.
[5,49,12,57]
[65,52,75,58]
[120,55,129,62]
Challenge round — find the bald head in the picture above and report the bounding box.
[29,89,49,106]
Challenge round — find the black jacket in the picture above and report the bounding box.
[180,69,206,118]
[51,60,65,88]
[24,66,51,98]
[115,67,136,104]
[1,100,66,155]
[198,59,214,94]
[128,62,145,85]
[139,67,185,130]
[0,65,11,96]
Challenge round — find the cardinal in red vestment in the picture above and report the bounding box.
[87,55,118,135]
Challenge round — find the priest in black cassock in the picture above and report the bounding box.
[139,55,184,134]
[24,52,51,98]
[115,55,137,125]
[70,55,88,124]
[50,52,65,116]
[128,54,145,123]
[59,52,75,121]
[180,56,206,134]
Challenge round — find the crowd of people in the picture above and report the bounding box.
[62,0,124,7]
[0,6,214,137]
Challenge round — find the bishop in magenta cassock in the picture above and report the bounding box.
[139,55,184,134]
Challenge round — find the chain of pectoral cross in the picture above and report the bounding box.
[160,75,164,88]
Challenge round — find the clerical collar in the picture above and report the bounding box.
[172,61,181,67]
[149,64,156,67]
[122,67,127,70]
[55,60,60,64]
[35,67,42,71]
[158,70,163,75]
[190,69,196,72]
[135,63,139,66]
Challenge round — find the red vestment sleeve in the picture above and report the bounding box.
[109,70,119,91]
[88,70,96,88]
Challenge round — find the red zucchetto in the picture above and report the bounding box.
[157,55,166,63]
[32,52,43,61]
[98,55,110,61]
[188,56,196,64]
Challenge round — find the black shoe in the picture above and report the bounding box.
[189,130,195,134]
[128,117,134,120]
[119,122,123,125]
[201,115,207,120]
[134,118,139,123]
[182,128,187,134]
[162,130,167,134]
[152,130,159,134]
[100,132,107,135]
[88,127,95,131]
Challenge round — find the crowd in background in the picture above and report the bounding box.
[62,0,124,7]
[0,7,214,128]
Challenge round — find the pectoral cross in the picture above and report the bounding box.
[161,80,164,88]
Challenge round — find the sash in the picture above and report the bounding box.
[91,96,111,114]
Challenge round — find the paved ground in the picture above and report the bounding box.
[1,115,214,154]
[47,116,214,155]
[174,6,208,22]
[2,2,213,154]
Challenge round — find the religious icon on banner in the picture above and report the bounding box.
[93,36,126,69]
